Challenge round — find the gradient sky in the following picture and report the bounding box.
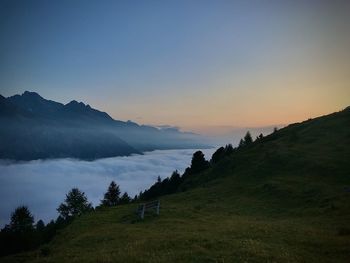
[1,0,349,133]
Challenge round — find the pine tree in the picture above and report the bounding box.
[57,188,92,219]
[9,206,34,233]
[132,195,138,203]
[168,170,181,193]
[138,191,144,200]
[211,147,225,164]
[169,170,181,183]
[119,192,131,204]
[190,151,209,174]
[244,131,253,145]
[239,138,245,148]
[101,181,121,206]
[35,220,45,232]
[1,206,36,255]
[225,144,234,154]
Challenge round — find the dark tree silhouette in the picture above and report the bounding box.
[10,206,34,233]
[0,206,37,256]
[224,144,234,154]
[211,144,235,164]
[239,131,253,148]
[35,220,45,232]
[239,139,245,148]
[141,176,163,200]
[139,170,183,201]
[132,194,138,203]
[42,219,56,243]
[119,192,131,204]
[101,181,121,206]
[189,151,210,174]
[211,147,225,164]
[244,131,253,145]
[57,188,92,219]
[168,170,181,193]
[0,207,72,257]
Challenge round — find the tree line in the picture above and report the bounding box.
[136,130,273,201]
[0,181,132,257]
[0,129,274,257]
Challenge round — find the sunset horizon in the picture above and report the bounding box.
[1,1,349,261]
[3,89,347,136]
[1,1,349,131]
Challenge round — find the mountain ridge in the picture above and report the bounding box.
[0,91,209,161]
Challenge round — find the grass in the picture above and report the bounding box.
[3,107,350,262]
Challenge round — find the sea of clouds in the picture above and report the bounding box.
[0,148,215,227]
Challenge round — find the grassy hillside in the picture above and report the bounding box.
[4,108,350,262]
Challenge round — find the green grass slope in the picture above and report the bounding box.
[5,108,350,263]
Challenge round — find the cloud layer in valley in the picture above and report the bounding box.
[0,149,215,227]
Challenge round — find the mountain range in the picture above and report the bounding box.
[0,91,209,160]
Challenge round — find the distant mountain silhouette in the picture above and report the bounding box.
[0,91,208,160]
[7,91,114,123]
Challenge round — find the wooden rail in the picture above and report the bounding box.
[137,200,160,219]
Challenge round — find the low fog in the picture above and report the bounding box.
[0,149,215,227]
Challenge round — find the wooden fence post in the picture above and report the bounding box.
[156,200,160,215]
[141,204,145,219]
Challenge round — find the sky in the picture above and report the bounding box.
[0,148,215,226]
[1,0,349,134]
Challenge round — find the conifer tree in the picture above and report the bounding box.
[190,151,209,174]
[10,206,34,233]
[244,131,253,145]
[168,170,181,193]
[132,195,138,203]
[225,144,234,154]
[57,188,92,219]
[101,181,121,206]
[35,220,45,232]
[211,147,225,164]
[239,139,245,148]
[119,192,131,204]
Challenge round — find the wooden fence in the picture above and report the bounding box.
[137,200,160,219]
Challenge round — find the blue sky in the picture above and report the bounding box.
[1,0,349,133]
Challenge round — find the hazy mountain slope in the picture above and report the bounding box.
[182,107,350,189]
[5,108,350,262]
[0,94,139,160]
[0,123,138,160]
[0,91,209,160]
